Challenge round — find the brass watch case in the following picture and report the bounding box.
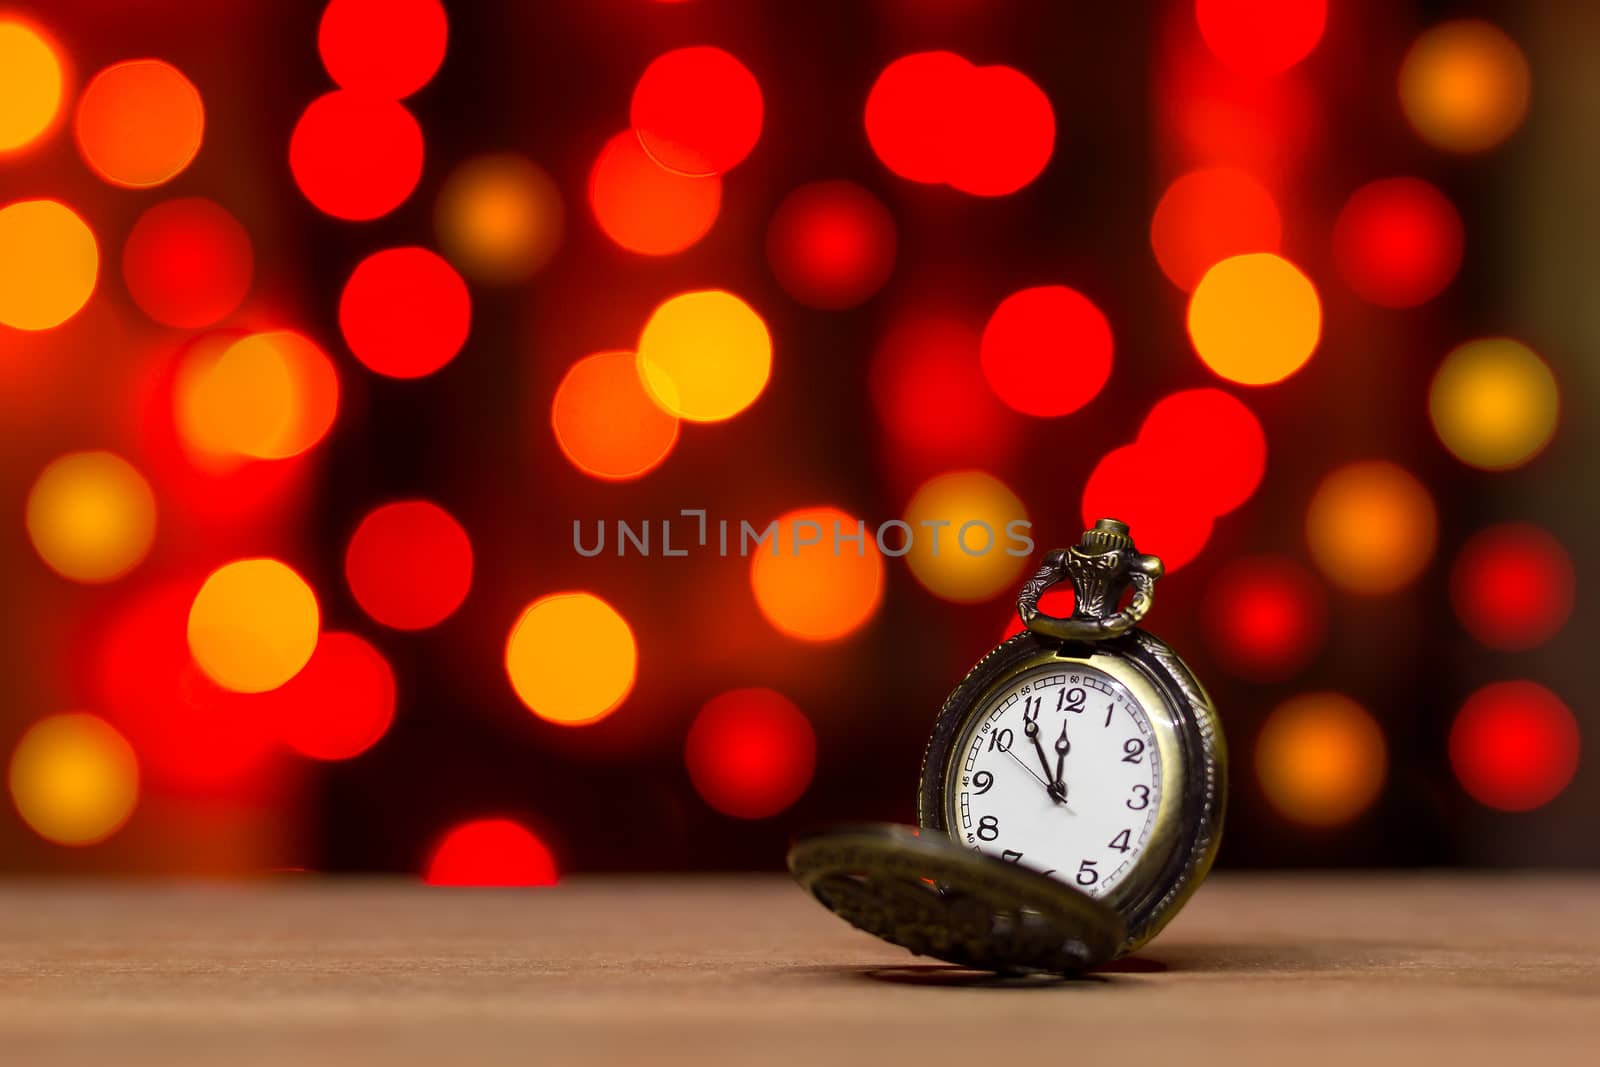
[917,626,1227,954]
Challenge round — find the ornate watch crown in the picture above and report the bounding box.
[1015,518,1165,642]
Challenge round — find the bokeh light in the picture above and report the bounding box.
[0,198,98,331]
[1187,252,1321,386]
[1137,388,1265,517]
[122,197,254,328]
[94,579,277,792]
[1332,177,1463,308]
[426,818,558,886]
[1450,682,1578,812]
[1450,523,1575,651]
[0,19,63,153]
[339,247,471,378]
[1428,338,1558,471]
[551,351,679,481]
[1150,167,1281,292]
[1255,692,1386,827]
[435,154,562,284]
[864,52,1053,195]
[175,331,340,460]
[630,45,762,176]
[765,180,897,310]
[345,500,474,630]
[319,0,447,99]
[865,51,973,184]
[25,451,157,584]
[636,290,771,422]
[1202,556,1328,681]
[272,632,396,761]
[506,592,636,726]
[75,59,203,188]
[9,714,139,847]
[685,689,816,819]
[588,130,721,256]
[187,558,321,694]
[945,63,1055,197]
[290,90,423,220]
[1195,0,1326,76]
[870,311,1020,475]
[1399,19,1530,154]
[904,470,1030,602]
[749,506,885,642]
[1306,460,1437,595]
[1082,444,1214,572]
[980,286,1112,417]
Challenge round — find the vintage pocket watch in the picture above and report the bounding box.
[789,518,1226,974]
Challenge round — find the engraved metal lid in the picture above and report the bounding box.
[788,823,1125,975]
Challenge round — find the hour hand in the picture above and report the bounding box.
[1050,720,1071,800]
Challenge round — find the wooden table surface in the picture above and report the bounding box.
[2,874,1597,1065]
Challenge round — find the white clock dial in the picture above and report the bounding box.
[947,663,1162,897]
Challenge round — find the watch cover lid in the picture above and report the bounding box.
[788,823,1125,975]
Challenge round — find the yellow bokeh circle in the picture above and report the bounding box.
[176,331,341,461]
[187,559,321,693]
[9,713,139,846]
[506,591,637,726]
[1399,19,1530,154]
[26,451,157,584]
[750,505,885,642]
[435,153,563,284]
[637,289,772,422]
[0,20,63,153]
[903,470,1031,603]
[0,199,99,331]
[1187,253,1321,386]
[1428,338,1557,471]
[1306,461,1437,595]
[1255,692,1387,827]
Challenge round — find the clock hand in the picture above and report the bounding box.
[1022,714,1060,801]
[999,745,1077,815]
[1002,744,1052,792]
[1050,719,1071,801]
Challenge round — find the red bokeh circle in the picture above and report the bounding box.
[865,51,973,184]
[122,197,253,328]
[980,286,1112,417]
[1195,0,1327,76]
[946,63,1055,197]
[630,46,762,176]
[1332,177,1464,308]
[766,180,897,310]
[345,500,474,630]
[1449,681,1579,812]
[289,90,423,221]
[339,247,471,378]
[1138,388,1266,516]
[1449,523,1575,650]
[685,688,816,819]
[1082,444,1214,571]
[318,0,447,99]
[1150,167,1281,291]
[1201,556,1328,680]
[425,818,559,886]
[270,631,395,761]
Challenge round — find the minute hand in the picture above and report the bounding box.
[1023,716,1059,802]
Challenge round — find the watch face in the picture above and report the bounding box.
[944,662,1163,897]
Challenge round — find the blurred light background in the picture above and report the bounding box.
[0,0,1590,882]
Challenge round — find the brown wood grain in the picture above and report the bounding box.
[1,874,1597,1065]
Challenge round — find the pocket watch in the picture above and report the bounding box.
[789,518,1226,974]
